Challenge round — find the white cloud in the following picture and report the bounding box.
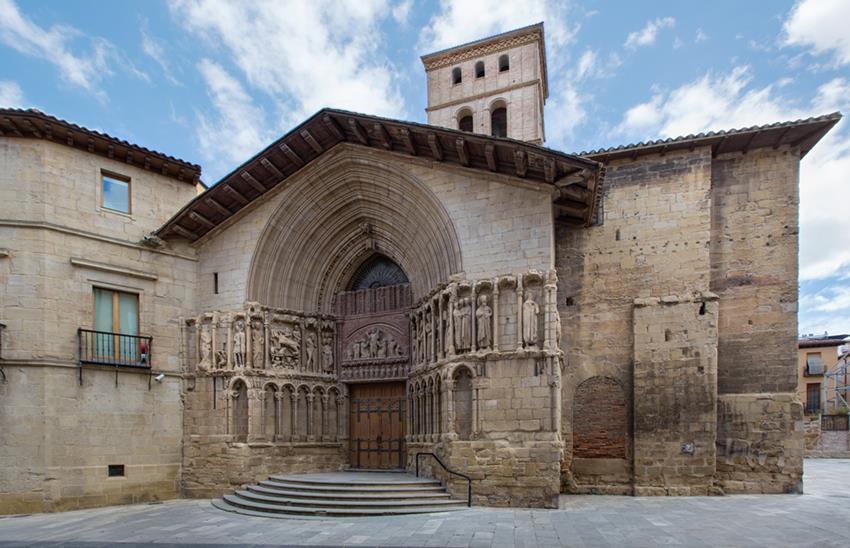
[695,28,708,43]
[418,0,577,52]
[0,80,24,107]
[392,0,413,26]
[784,0,850,66]
[169,0,405,125]
[799,283,850,336]
[624,17,675,50]
[0,0,148,99]
[141,21,181,85]
[195,59,274,180]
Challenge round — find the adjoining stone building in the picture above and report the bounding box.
[0,23,842,513]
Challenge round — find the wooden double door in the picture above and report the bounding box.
[349,382,406,469]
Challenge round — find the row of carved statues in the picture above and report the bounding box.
[187,304,336,374]
[409,270,561,366]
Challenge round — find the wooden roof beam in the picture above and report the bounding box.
[711,136,727,158]
[87,138,95,153]
[455,138,469,166]
[373,123,392,150]
[300,129,323,154]
[21,119,41,138]
[278,143,304,168]
[742,130,760,154]
[3,118,23,137]
[544,157,556,183]
[260,157,283,180]
[125,150,134,165]
[427,132,443,161]
[188,211,215,229]
[241,171,266,194]
[161,162,169,176]
[348,118,369,145]
[205,197,231,218]
[558,185,591,203]
[484,143,497,172]
[171,224,199,240]
[322,114,344,140]
[223,184,249,205]
[514,149,528,178]
[399,128,416,156]
[772,126,792,149]
[66,130,74,146]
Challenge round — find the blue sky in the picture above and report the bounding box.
[1,0,849,337]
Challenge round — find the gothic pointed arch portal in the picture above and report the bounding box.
[246,151,463,314]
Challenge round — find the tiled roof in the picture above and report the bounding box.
[0,108,202,184]
[580,113,842,161]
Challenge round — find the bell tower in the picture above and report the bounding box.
[420,23,549,145]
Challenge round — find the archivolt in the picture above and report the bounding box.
[247,152,463,313]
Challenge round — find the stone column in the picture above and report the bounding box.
[340,390,350,442]
[248,388,263,442]
[290,392,299,442]
[225,315,233,368]
[516,276,525,351]
[245,317,252,369]
[274,391,284,441]
[436,297,444,361]
[211,313,219,370]
[264,313,272,368]
[322,394,330,441]
[542,283,552,350]
[447,286,457,357]
[445,378,456,436]
[471,287,478,354]
[306,393,315,442]
[492,279,500,352]
[550,360,562,434]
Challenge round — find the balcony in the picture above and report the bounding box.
[77,328,152,385]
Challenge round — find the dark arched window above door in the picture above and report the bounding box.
[348,255,409,290]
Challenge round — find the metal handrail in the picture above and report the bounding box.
[77,328,153,387]
[415,452,472,507]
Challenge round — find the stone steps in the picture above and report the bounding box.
[213,471,467,518]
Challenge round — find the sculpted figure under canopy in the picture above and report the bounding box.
[232,320,246,367]
[476,294,492,349]
[522,294,539,347]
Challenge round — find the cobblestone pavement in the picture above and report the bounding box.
[1,460,849,547]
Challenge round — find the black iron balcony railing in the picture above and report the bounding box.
[77,328,152,385]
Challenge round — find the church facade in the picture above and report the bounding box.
[0,24,842,513]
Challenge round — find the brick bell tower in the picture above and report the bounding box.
[420,22,549,145]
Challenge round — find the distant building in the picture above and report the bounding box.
[798,333,849,413]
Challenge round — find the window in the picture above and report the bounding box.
[107,464,125,477]
[93,288,139,360]
[451,67,462,85]
[475,61,485,78]
[491,107,507,138]
[213,272,219,294]
[498,54,509,72]
[458,113,473,133]
[102,172,130,214]
[806,353,824,375]
[806,383,821,414]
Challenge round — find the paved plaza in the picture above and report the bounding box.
[1,460,849,547]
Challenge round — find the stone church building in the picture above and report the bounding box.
[0,24,842,513]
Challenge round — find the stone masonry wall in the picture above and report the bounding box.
[556,147,713,492]
[633,295,719,496]
[0,138,196,513]
[196,145,555,312]
[710,147,804,493]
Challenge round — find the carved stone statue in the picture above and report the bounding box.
[454,297,472,351]
[270,326,301,367]
[344,328,404,362]
[522,294,540,347]
[232,320,246,367]
[424,310,432,361]
[322,333,334,372]
[476,294,492,349]
[251,319,264,368]
[367,328,380,358]
[441,306,449,354]
[305,332,317,370]
[199,324,212,369]
[553,310,561,349]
